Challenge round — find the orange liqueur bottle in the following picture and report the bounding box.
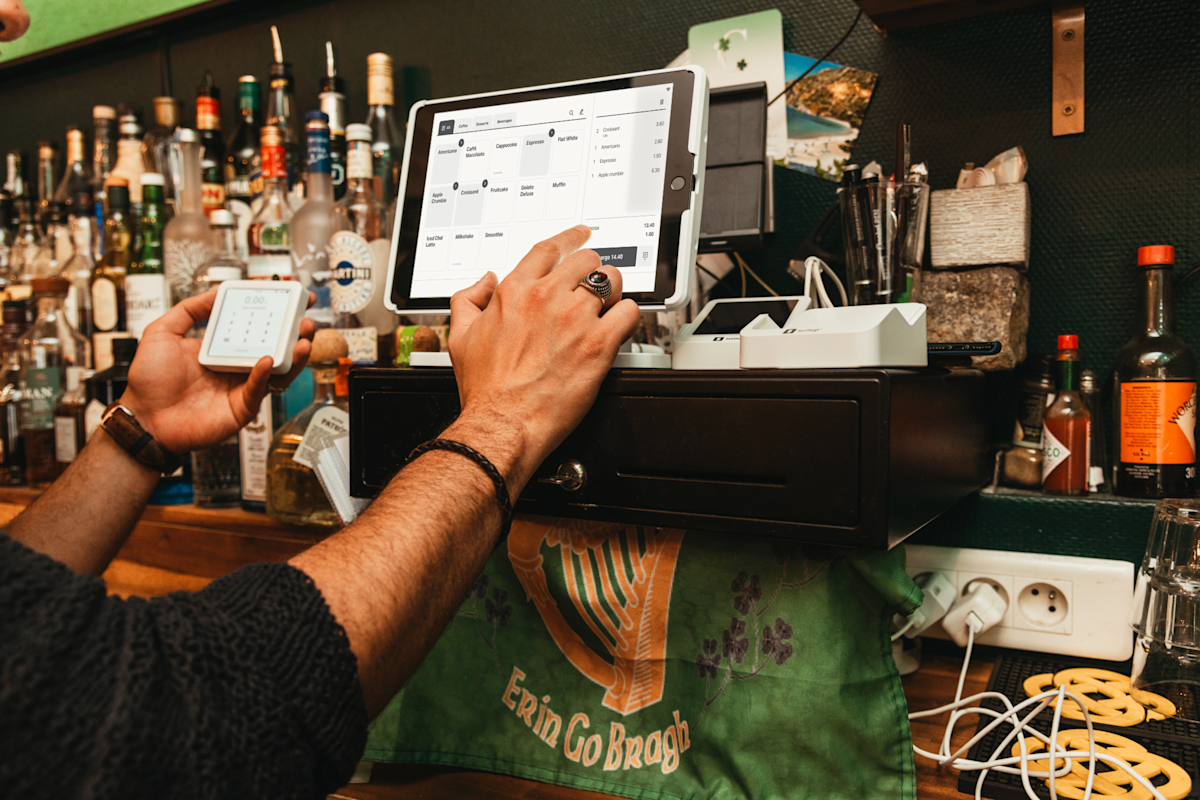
[1042,335,1091,495]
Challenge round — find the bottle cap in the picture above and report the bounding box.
[209,208,236,227]
[153,96,181,127]
[1057,334,1079,350]
[140,172,165,187]
[30,277,70,295]
[93,105,116,120]
[238,74,258,83]
[119,120,143,137]
[112,337,138,364]
[346,123,372,142]
[175,128,199,143]
[1137,245,1175,267]
[204,266,244,283]
[306,110,330,123]
[107,183,131,212]
[367,52,395,107]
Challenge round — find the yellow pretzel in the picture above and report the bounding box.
[1017,730,1192,800]
[1055,668,1131,687]
[1128,687,1177,721]
[1058,681,1146,726]
[1026,669,1175,724]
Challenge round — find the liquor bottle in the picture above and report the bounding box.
[93,178,131,346]
[0,298,28,485]
[91,105,117,238]
[20,277,90,486]
[197,209,247,288]
[61,190,99,340]
[266,330,348,528]
[225,75,261,261]
[30,201,73,281]
[1042,335,1091,496]
[5,150,27,200]
[163,129,213,302]
[0,194,12,290]
[84,337,135,442]
[1113,245,1197,497]
[319,42,348,200]
[110,115,146,211]
[266,26,302,190]
[10,198,45,293]
[125,173,171,338]
[329,123,398,364]
[247,126,293,279]
[365,53,401,206]
[142,97,181,211]
[53,127,93,208]
[35,141,60,233]
[196,71,226,217]
[290,112,334,313]
[54,365,89,477]
[1079,369,1108,493]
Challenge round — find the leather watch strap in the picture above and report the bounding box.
[100,403,185,475]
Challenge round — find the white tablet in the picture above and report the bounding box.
[197,281,308,374]
[384,66,709,314]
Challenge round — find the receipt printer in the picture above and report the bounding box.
[350,367,988,550]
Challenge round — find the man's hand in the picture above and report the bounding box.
[121,290,315,455]
[446,224,640,494]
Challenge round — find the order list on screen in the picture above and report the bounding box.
[411,83,674,297]
[208,289,291,359]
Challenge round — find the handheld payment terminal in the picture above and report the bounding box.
[198,280,309,374]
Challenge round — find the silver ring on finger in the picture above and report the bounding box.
[578,270,612,304]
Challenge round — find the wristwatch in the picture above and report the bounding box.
[100,403,185,475]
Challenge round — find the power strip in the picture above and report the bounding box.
[904,544,1135,661]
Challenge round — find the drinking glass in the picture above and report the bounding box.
[1130,498,1200,720]
[838,179,927,306]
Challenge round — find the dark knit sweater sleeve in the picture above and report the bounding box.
[0,532,367,800]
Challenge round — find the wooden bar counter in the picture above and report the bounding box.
[0,487,991,800]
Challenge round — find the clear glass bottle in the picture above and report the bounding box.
[125,174,171,338]
[290,112,334,322]
[1113,245,1197,498]
[53,127,93,208]
[196,209,247,289]
[240,390,286,513]
[20,277,90,486]
[1042,335,1091,496]
[0,195,12,291]
[1001,354,1055,488]
[54,365,89,477]
[93,179,131,342]
[1079,369,1109,493]
[142,97,181,213]
[61,190,98,340]
[330,123,398,365]
[365,52,400,206]
[266,354,347,528]
[10,197,45,293]
[163,129,213,302]
[35,140,61,234]
[29,201,73,282]
[91,105,117,242]
[319,42,348,201]
[0,298,28,485]
[247,126,293,279]
[5,149,28,200]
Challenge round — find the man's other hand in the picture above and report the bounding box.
[447,224,640,494]
[121,290,316,455]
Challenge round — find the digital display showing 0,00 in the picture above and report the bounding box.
[207,288,292,359]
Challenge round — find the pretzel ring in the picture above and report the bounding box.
[1018,730,1192,800]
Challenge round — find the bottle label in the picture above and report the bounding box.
[92,277,119,331]
[329,231,376,314]
[347,142,372,180]
[247,254,293,279]
[307,131,331,173]
[20,368,60,430]
[197,97,221,131]
[1120,381,1197,465]
[164,239,212,301]
[262,144,287,180]
[293,406,351,469]
[337,327,378,364]
[227,175,252,200]
[239,398,273,502]
[125,273,170,337]
[202,182,226,215]
[1042,425,1071,482]
[54,416,78,463]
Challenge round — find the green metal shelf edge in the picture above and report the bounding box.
[906,487,1158,565]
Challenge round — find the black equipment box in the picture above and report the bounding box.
[349,367,989,550]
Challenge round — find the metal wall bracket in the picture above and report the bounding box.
[1052,2,1085,136]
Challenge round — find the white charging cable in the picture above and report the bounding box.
[906,583,1169,800]
[800,256,848,310]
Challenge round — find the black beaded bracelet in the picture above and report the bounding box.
[407,438,514,543]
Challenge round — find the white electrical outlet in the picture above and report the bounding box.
[904,545,1135,661]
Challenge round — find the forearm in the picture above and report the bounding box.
[289,411,535,717]
[6,429,159,575]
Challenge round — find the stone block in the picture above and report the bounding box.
[922,266,1029,371]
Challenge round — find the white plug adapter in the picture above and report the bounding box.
[905,571,956,637]
[942,580,1007,647]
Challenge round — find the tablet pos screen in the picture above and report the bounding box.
[389,69,700,311]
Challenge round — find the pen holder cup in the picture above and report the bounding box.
[839,180,928,306]
[1130,498,1200,721]
[929,182,1031,271]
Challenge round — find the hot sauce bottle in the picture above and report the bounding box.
[1042,335,1091,495]
[1113,245,1196,498]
